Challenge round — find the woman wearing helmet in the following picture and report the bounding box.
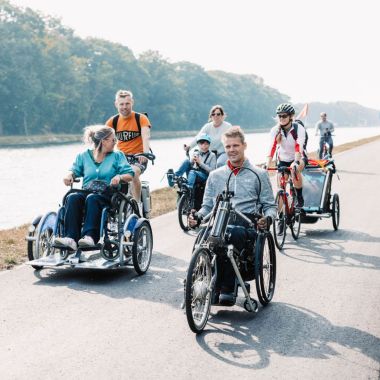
[184,105,232,167]
[266,103,307,210]
[167,133,217,189]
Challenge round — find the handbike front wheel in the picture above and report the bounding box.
[273,192,286,250]
[255,232,276,305]
[185,248,212,334]
[178,193,192,231]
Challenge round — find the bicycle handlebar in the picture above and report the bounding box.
[126,152,156,164]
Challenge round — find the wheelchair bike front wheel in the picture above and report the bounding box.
[273,191,286,250]
[27,212,57,269]
[178,193,192,231]
[185,247,212,334]
[255,232,276,306]
[132,220,153,275]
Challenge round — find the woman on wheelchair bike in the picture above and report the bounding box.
[54,125,134,251]
[189,126,276,306]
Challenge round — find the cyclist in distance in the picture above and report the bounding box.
[189,126,276,305]
[315,112,335,158]
[266,103,308,208]
[106,90,151,212]
[184,105,232,167]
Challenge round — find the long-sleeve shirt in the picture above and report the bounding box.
[198,159,277,220]
[189,121,232,155]
[268,122,306,162]
[196,150,217,173]
[71,149,134,188]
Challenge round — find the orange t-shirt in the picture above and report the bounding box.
[106,112,151,155]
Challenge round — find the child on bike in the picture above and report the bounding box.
[167,134,216,189]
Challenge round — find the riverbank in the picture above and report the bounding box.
[1,134,379,270]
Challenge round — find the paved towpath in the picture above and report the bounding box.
[1,140,380,379]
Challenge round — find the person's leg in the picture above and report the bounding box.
[216,152,227,167]
[82,194,110,243]
[291,160,305,207]
[319,137,325,159]
[327,135,334,155]
[175,159,191,177]
[64,192,86,242]
[187,169,198,188]
[131,164,142,201]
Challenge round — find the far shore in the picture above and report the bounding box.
[1,134,380,270]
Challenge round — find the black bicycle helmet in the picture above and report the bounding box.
[276,103,295,115]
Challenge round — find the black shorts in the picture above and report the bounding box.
[125,155,147,174]
[278,156,308,168]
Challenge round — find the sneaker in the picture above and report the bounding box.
[78,235,95,247]
[219,292,235,306]
[167,169,175,187]
[54,237,77,251]
[277,219,284,235]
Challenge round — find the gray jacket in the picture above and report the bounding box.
[198,159,277,220]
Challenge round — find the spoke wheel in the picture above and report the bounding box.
[254,232,276,305]
[132,221,153,274]
[185,248,212,334]
[27,212,57,269]
[290,209,302,240]
[332,193,340,230]
[178,193,192,231]
[273,191,286,250]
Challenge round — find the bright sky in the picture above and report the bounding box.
[9,0,380,110]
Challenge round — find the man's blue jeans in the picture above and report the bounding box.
[63,192,110,243]
[175,159,208,188]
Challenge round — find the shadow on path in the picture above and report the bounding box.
[196,303,380,370]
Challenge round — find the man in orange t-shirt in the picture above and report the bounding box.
[106,90,151,203]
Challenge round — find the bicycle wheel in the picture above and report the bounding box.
[185,248,212,334]
[132,220,153,274]
[332,193,340,230]
[254,232,276,305]
[273,191,286,250]
[178,193,192,231]
[290,208,302,240]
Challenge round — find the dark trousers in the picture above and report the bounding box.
[216,220,257,292]
[64,192,110,243]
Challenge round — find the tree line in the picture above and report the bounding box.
[0,0,288,136]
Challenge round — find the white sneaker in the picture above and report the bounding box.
[78,235,95,247]
[54,237,77,251]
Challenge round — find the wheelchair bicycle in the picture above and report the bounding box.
[26,154,155,273]
[183,167,277,333]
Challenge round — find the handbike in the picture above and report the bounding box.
[268,166,302,250]
[183,167,276,333]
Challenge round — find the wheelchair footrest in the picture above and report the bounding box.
[26,255,67,267]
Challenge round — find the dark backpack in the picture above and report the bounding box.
[111,112,149,134]
[290,121,308,151]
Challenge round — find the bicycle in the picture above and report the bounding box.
[268,166,302,250]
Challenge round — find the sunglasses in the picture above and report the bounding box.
[278,114,290,119]
[211,112,222,116]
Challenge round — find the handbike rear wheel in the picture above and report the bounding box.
[255,232,276,305]
[273,191,286,250]
[185,248,212,334]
